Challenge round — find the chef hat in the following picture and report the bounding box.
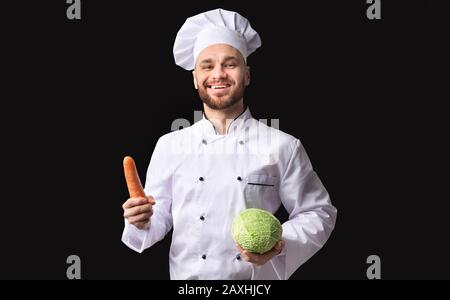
[173,8,262,70]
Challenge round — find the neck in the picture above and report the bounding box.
[203,100,246,135]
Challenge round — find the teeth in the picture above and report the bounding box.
[211,85,227,89]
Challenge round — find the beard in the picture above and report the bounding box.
[198,78,246,110]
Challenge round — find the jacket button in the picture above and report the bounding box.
[239,140,244,145]
[236,254,241,260]
[202,139,207,145]
[237,176,242,181]
[202,254,207,259]
[199,177,204,181]
[200,216,205,221]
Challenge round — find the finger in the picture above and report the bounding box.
[128,212,152,224]
[123,203,153,218]
[271,240,285,256]
[235,244,250,260]
[146,195,156,205]
[261,242,284,259]
[245,253,263,265]
[275,240,284,251]
[240,251,252,262]
[237,246,254,260]
[122,197,148,209]
[245,251,260,261]
[242,249,259,262]
[267,248,279,258]
[235,244,262,263]
[126,206,153,219]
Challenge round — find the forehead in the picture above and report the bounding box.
[196,44,245,63]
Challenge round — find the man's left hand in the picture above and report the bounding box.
[236,240,285,266]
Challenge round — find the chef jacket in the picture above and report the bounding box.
[122,107,337,279]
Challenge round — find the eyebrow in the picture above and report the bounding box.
[222,56,239,63]
[198,56,240,65]
[199,59,214,65]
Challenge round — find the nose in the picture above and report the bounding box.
[211,65,227,81]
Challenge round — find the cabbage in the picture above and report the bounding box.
[231,208,282,254]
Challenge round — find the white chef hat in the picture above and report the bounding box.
[173,8,262,70]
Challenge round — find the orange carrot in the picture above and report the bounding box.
[123,156,146,198]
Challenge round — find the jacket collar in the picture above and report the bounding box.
[200,106,253,136]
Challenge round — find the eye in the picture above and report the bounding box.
[202,65,213,70]
[225,63,236,68]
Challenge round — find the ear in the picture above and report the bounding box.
[192,70,198,90]
[245,66,251,86]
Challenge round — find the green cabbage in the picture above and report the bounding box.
[231,208,282,254]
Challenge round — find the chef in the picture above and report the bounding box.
[121,8,337,280]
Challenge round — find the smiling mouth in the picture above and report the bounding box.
[207,84,231,90]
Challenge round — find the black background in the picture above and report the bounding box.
[1,0,448,280]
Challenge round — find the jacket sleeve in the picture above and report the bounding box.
[252,139,337,279]
[121,137,174,253]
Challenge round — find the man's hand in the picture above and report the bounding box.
[236,240,285,266]
[122,196,155,229]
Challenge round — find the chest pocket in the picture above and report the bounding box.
[244,174,279,209]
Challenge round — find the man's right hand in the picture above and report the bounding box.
[122,196,155,229]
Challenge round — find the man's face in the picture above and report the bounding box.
[193,44,250,110]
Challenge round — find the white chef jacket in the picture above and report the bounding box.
[122,107,337,279]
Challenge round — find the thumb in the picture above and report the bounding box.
[146,195,156,205]
[275,240,284,251]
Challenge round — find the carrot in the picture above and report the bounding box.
[123,156,146,198]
